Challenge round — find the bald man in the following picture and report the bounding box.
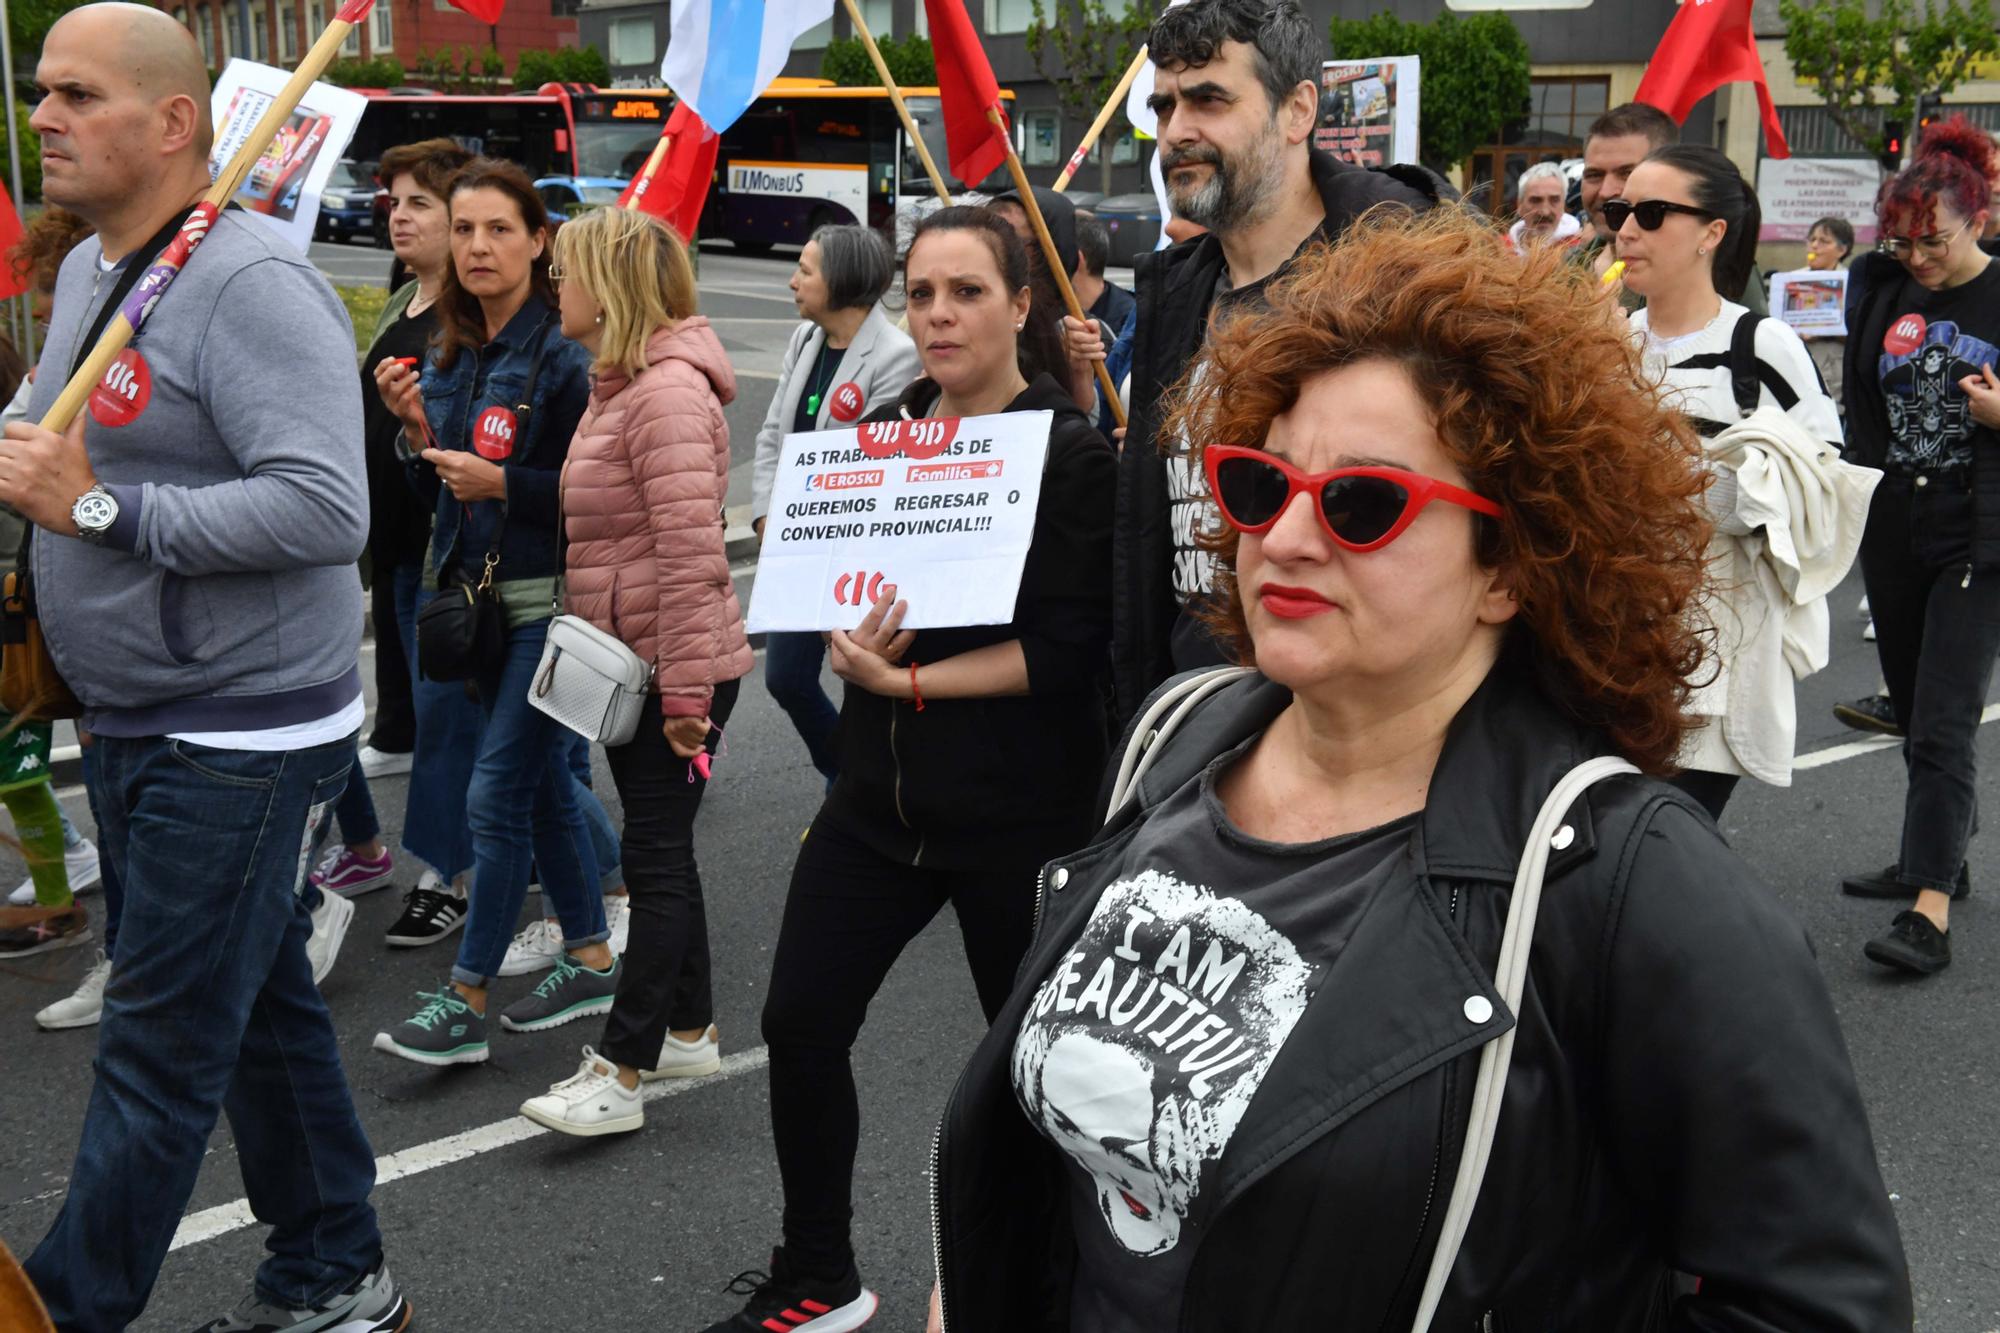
[0,8,405,1332]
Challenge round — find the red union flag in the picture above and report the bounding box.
[618,102,721,242]
[922,0,1010,186]
[0,182,27,300]
[1635,0,1790,158]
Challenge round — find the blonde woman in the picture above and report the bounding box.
[520,207,753,1134]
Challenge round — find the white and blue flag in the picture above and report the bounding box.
[662,0,835,134]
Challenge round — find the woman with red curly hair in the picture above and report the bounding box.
[1840,116,2000,976]
[923,209,1909,1333]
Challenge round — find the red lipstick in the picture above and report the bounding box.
[1258,583,1338,619]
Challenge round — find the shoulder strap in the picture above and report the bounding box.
[68,203,202,384]
[1729,312,1765,417]
[1408,754,1641,1332]
[1103,665,1257,822]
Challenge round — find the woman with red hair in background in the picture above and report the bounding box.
[925,208,1909,1332]
[1840,118,2000,975]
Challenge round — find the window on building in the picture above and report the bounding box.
[1463,75,1608,214]
[252,1,267,59]
[1022,109,1060,167]
[222,0,241,57]
[371,0,392,51]
[608,15,655,66]
[196,6,214,61]
[795,12,833,48]
[986,0,1033,34]
[859,0,890,36]
[342,4,360,54]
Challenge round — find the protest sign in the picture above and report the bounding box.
[1756,157,1881,245]
[746,410,1053,633]
[209,59,367,252]
[1314,57,1420,168]
[1769,268,1850,337]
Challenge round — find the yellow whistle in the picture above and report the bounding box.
[1601,259,1627,286]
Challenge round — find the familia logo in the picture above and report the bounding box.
[731,165,808,194]
[908,460,1003,483]
[804,468,886,492]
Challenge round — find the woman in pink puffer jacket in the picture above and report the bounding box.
[520,206,753,1138]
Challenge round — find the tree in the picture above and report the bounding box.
[1026,0,1160,194]
[1326,10,1529,176]
[1781,0,1999,157]
[9,0,90,64]
[821,33,936,87]
[326,56,408,88]
[517,44,610,89]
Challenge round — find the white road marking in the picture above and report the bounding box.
[167,1047,771,1251]
[1793,701,2000,771]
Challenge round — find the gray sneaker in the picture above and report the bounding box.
[372,986,489,1066]
[499,954,620,1032]
[193,1256,411,1331]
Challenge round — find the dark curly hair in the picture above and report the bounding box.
[1878,115,1996,237]
[13,206,94,295]
[1163,206,1713,773]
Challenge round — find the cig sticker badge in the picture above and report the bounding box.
[473,405,518,460]
[89,349,152,428]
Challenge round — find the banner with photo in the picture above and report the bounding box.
[1314,57,1420,168]
[209,59,368,252]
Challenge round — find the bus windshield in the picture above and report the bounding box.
[574,120,666,180]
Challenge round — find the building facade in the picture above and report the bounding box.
[159,0,580,79]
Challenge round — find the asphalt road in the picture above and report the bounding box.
[2,245,1998,1332]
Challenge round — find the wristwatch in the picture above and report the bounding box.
[71,484,119,543]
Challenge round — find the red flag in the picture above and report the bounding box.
[922,0,1010,186]
[618,102,721,243]
[1635,0,1789,159]
[0,183,28,301]
[443,0,505,21]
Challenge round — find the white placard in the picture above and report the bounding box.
[746,411,1054,633]
[1769,268,1851,337]
[209,59,368,253]
[1756,157,1883,245]
[1314,57,1420,168]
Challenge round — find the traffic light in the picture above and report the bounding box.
[1880,118,1906,172]
[1916,92,1944,140]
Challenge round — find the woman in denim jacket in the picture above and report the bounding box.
[370,158,619,1065]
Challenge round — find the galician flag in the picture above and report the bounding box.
[662,0,835,135]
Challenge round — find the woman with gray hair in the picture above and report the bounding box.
[750,225,921,785]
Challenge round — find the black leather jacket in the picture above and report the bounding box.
[931,665,1911,1332]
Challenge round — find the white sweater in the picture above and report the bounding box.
[1631,300,1842,451]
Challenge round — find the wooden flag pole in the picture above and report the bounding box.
[621,130,675,211]
[1053,44,1148,193]
[839,0,953,204]
[41,1,370,431]
[989,107,1125,427]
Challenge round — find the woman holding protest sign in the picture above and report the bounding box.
[701,207,1114,1333]
[513,206,754,1136]
[749,225,920,789]
[370,159,618,1066]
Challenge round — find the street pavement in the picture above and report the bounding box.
[2,244,1998,1331]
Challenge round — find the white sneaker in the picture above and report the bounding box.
[357,745,414,780]
[36,948,110,1030]
[642,1023,721,1082]
[497,917,564,977]
[1864,619,1878,642]
[1857,593,1871,617]
[519,1046,644,1136]
[9,838,104,907]
[606,895,630,956]
[307,889,356,985]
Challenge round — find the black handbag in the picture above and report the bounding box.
[414,317,555,682]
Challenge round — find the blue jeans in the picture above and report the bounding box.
[78,742,123,958]
[452,618,608,986]
[396,568,480,880]
[331,743,380,846]
[29,734,381,1330]
[765,630,839,784]
[569,732,624,893]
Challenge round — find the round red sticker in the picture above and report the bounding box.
[827,381,865,424]
[89,349,152,428]
[1884,312,1927,358]
[473,405,518,460]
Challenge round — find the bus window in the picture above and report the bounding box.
[574,118,665,179]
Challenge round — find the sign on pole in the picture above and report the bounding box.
[1769,268,1850,337]
[1315,57,1420,168]
[747,411,1054,632]
[209,59,367,252]
[1756,157,1883,245]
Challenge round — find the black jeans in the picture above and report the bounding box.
[762,808,1038,1278]
[598,678,739,1069]
[1861,486,2000,890]
[367,560,415,754]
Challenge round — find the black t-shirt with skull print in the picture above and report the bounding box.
[1875,262,2000,478]
[1011,739,1414,1332]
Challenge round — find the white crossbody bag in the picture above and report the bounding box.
[526,486,652,745]
[1109,667,1638,1330]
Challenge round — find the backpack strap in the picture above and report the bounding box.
[1729,311,1766,417]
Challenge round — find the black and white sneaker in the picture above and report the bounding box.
[192,1255,411,1331]
[384,874,467,948]
[701,1248,878,1332]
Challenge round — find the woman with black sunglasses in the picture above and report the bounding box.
[1839,117,2000,975]
[1614,145,1846,822]
[923,206,1907,1333]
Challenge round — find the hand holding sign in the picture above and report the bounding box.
[829,586,916,697]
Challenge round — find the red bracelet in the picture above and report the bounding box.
[909,660,925,712]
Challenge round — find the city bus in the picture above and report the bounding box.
[344,79,1016,251]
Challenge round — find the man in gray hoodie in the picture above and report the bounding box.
[0,6,408,1330]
